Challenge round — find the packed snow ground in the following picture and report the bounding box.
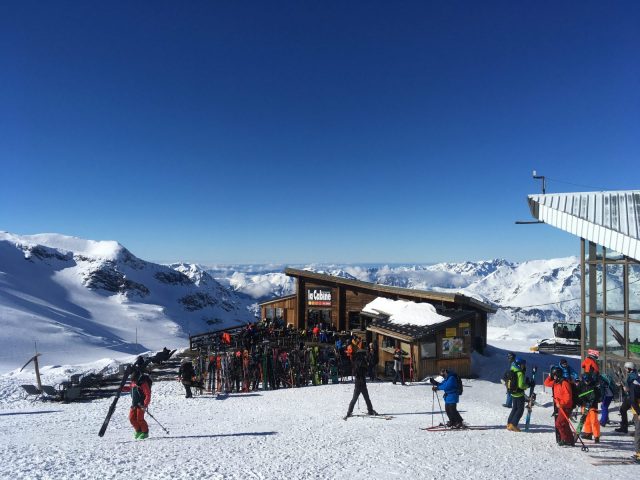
[1,339,636,479]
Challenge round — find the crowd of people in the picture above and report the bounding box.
[119,323,639,466]
[501,348,640,462]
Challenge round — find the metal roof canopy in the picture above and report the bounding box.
[284,268,497,313]
[528,190,640,261]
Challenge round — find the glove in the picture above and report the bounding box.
[429,377,438,386]
[432,386,438,391]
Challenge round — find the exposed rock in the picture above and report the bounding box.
[179,293,218,311]
[154,270,193,286]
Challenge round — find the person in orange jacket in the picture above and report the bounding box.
[544,366,574,446]
[581,349,600,375]
[122,367,152,439]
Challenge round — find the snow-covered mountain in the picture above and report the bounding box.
[0,232,255,371]
[214,258,582,328]
[0,230,585,373]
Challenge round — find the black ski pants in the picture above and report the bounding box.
[347,379,374,415]
[183,382,192,398]
[508,396,525,426]
[445,403,463,426]
[620,398,631,428]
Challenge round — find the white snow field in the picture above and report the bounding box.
[1,345,636,479]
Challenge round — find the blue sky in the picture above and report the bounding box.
[1,1,639,264]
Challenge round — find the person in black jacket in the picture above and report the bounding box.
[344,349,378,419]
[178,358,195,398]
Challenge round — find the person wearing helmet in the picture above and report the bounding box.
[581,349,600,375]
[558,358,579,382]
[506,357,532,432]
[615,361,638,434]
[122,367,153,439]
[431,368,465,428]
[502,352,516,408]
[579,373,601,443]
[544,366,574,446]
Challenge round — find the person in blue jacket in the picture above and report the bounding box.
[558,358,579,381]
[431,368,464,428]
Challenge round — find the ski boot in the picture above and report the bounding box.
[138,432,149,440]
[367,410,378,416]
[594,436,600,443]
[615,426,628,433]
[134,431,142,439]
[343,413,352,421]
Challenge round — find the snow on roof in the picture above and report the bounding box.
[362,297,450,326]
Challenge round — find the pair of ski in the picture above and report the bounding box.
[589,455,639,466]
[344,414,394,420]
[421,424,488,431]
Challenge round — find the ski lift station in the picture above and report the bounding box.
[260,268,496,378]
[527,190,640,370]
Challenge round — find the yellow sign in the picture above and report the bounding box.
[445,328,457,337]
[459,322,470,328]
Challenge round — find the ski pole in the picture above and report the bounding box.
[434,389,447,426]
[431,388,435,427]
[145,409,170,435]
[557,407,588,452]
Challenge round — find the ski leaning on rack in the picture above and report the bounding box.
[98,365,131,437]
[524,366,538,432]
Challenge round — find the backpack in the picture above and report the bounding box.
[506,370,519,393]
[599,373,618,397]
[456,375,463,395]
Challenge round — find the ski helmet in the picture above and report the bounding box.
[515,357,526,368]
[551,366,562,379]
[559,358,568,366]
[624,361,636,370]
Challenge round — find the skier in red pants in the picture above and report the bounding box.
[544,366,574,446]
[122,367,152,439]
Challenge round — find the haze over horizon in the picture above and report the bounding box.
[2,2,638,264]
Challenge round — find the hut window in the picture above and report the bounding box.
[382,336,395,349]
[266,308,275,320]
[420,341,436,359]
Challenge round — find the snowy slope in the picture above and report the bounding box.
[0,338,634,480]
[0,232,255,372]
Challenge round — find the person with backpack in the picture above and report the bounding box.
[178,358,195,398]
[599,372,617,426]
[502,352,516,408]
[578,372,602,443]
[544,366,575,446]
[506,357,532,432]
[615,361,639,434]
[431,368,464,428]
[122,367,152,440]
[343,349,378,419]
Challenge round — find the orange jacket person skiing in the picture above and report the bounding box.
[122,368,152,439]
